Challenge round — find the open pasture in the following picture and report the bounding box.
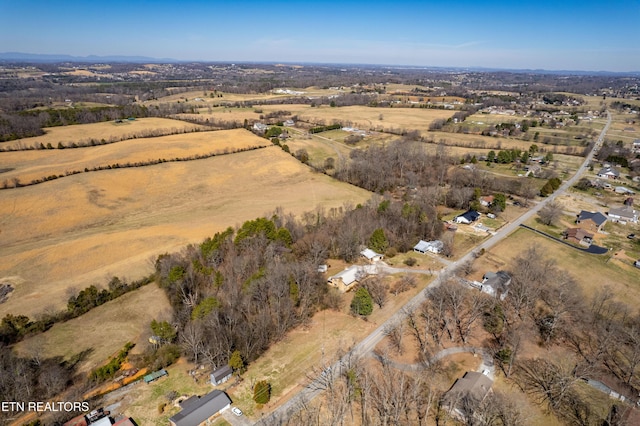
[0,146,372,318]
[261,104,455,133]
[0,128,267,185]
[0,117,204,150]
[14,283,172,374]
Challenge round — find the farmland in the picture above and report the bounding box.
[0,139,372,318]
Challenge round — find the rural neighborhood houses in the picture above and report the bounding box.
[169,390,232,426]
[413,239,444,254]
[576,210,607,233]
[455,210,480,224]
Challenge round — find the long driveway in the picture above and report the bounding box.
[256,112,612,426]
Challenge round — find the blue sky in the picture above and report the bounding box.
[1,0,639,71]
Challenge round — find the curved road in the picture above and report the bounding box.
[256,112,612,426]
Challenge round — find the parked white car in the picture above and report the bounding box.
[232,407,243,416]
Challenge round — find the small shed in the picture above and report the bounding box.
[361,248,383,262]
[144,369,168,384]
[210,365,233,386]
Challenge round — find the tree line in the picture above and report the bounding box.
[1,144,268,190]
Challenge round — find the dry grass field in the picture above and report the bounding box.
[0,117,204,150]
[0,146,372,318]
[274,104,455,134]
[1,128,267,185]
[14,283,172,374]
[472,227,640,305]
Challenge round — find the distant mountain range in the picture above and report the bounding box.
[0,52,638,76]
[0,52,176,63]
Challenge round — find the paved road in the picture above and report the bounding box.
[256,112,612,426]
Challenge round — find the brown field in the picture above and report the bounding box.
[0,118,204,150]
[14,283,172,374]
[0,146,372,318]
[145,86,345,106]
[274,104,455,133]
[1,128,267,185]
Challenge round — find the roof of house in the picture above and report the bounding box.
[361,248,382,260]
[456,210,480,222]
[445,371,493,405]
[577,210,607,226]
[170,390,231,426]
[597,167,620,177]
[328,265,378,286]
[414,240,444,252]
[211,365,233,382]
[564,228,594,240]
[482,271,511,295]
[609,206,637,220]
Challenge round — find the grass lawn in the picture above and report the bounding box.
[14,283,172,374]
[0,118,204,150]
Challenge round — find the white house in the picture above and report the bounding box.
[455,210,480,224]
[252,122,268,132]
[597,166,620,179]
[327,265,379,292]
[361,248,384,262]
[608,206,638,224]
[413,240,444,254]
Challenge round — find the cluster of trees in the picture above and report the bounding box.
[309,123,342,134]
[0,125,205,152]
[0,346,80,425]
[89,342,134,382]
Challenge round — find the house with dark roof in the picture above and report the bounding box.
[576,210,607,233]
[442,371,493,423]
[455,210,480,224]
[169,390,231,426]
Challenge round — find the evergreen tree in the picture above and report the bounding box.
[369,228,388,253]
[350,287,373,316]
[254,380,271,404]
